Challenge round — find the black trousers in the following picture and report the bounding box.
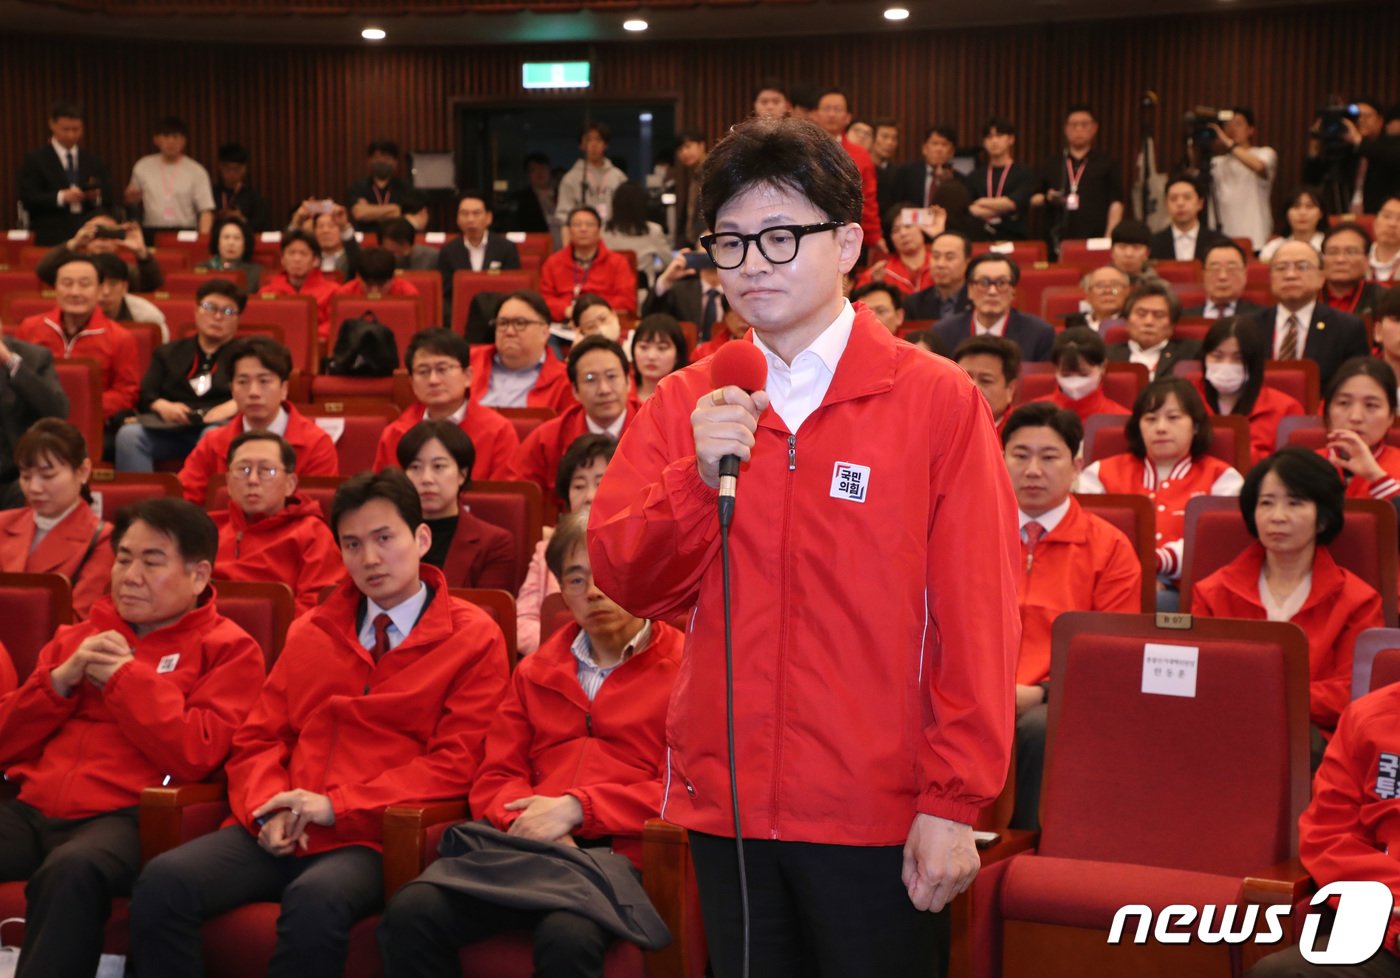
[129,824,382,978]
[1248,941,1400,977]
[0,798,141,978]
[378,879,613,978]
[688,832,948,978]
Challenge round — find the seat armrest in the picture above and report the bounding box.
[978,828,1039,867]
[139,782,229,864]
[1240,858,1314,971]
[381,800,471,903]
[642,818,702,978]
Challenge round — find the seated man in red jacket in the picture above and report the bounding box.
[179,335,338,504]
[539,206,638,321]
[129,469,510,978]
[470,291,578,413]
[373,327,520,480]
[330,246,420,301]
[514,335,637,499]
[1001,403,1142,830]
[0,497,266,978]
[212,430,344,616]
[378,512,683,977]
[1246,683,1400,978]
[260,230,338,341]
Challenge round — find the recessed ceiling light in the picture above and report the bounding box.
[884,7,910,20]
[623,19,648,31]
[361,27,386,40]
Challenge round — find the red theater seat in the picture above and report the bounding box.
[450,270,536,336]
[1083,413,1249,471]
[449,587,517,666]
[1073,494,1157,612]
[494,406,556,443]
[464,480,544,591]
[211,579,295,668]
[292,398,400,475]
[53,357,104,458]
[0,571,72,681]
[87,470,182,522]
[1351,628,1400,697]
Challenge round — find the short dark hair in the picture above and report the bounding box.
[1322,221,1372,252]
[931,230,972,259]
[356,247,397,288]
[1204,240,1250,266]
[1376,285,1400,322]
[817,87,850,110]
[196,278,246,311]
[226,430,296,471]
[982,116,1017,137]
[579,122,612,145]
[788,82,822,112]
[903,329,947,355]
[1125,377,1211,460]
[700,117,862,231]
[628,314,690,386]
[1275,186,1327,239]
[329,469,422,545]
[676,129,706,146]
[367,139,399,157]
[50,100,83,121]
[1051,326,1106,371]
[226,335,292,382]
[850,281,903,310]
[15,417,89,473]
[545,511,587,580]
[405,327,471,371]
[1001,402,1084,456]
[112,497,217,566]
[1165,173,1203,198]
[569,293,612,328]
[752,77,787,102]
[379,217,417,246]
[566,206,602,229]
[217,142,249,165]
[966,252,1021,286]
[455,189,490,211]
[953,335,1021,383]
[872,117,898,134]
[556,433,617,505]
[207,216,253,261]
[499,290,552,326]
[281,229,321,259]
[1324,356,1399,417]
[1229,106,1256,127]
[154,116,188,136]
[1199,316,1267,415]
[1123,280,1182,323]
[396,419,476,490]
[567,334,628,386]
[1239,447,1345,545]
[1065,103,1096,122]
[523,152,550,170]
[67,254,110,283]
[923,124,958,145]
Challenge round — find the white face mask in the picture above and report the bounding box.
[1057,369,1101,402]
[1205,362,1247,395]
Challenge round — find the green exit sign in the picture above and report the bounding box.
[522,62,591,90]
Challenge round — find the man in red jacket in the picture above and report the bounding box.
[589,117,1020,977]
[514,335,637,498]
[129,469,510,978]
[179,335,338,504]
[470,291,578,413]
[0,497,265,978]
[379,511,683,976]
[373,327,520,480]
[15,254,141,418]
[814,87,886,253]
[539,207,637,320]
[212,430,344,616]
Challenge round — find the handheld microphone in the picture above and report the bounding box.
[709,342,769,529]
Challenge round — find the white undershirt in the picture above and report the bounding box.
[752,300,855,434]
[1259,567,1311,623]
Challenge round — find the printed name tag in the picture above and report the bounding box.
[829,461,870,503]
[425,231,447,245]
[313,417,346,443]
[1378,753,1399,800]
[157,654,180,674]
[177,230,200,242]
[1141,643,1197,697]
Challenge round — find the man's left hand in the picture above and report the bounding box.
[253,788,335,842]
[504,794,583,844]
[902,813,979,912]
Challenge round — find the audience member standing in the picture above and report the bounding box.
[1038,105,1124,248]
[18,100,111,246]
[125,116,215,237]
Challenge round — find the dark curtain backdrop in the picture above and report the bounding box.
[2,1,1396,232]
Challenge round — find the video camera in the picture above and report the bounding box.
[1182,107,1236,147]
[1316,103,1362,142]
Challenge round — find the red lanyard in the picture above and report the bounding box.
[372,184,391,205]
[986,164,1011,199]
[1065,155,1088,193]
[1326,282,1364,315]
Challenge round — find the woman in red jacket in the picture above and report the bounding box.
[1198,316,1305,466]
[379,513,683,977]
[1192,448,1384,762]
[0,418,113,619]
[1078,377,1244,587]
[1031,326,1131,423]
[397,419,515,591]
[1318,357,1400,501]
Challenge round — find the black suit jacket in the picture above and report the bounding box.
[1183,297,1263,319]
[1104,337,1202,380]
[0,339,69,507]
[510,186,552,234]
[18,144,112,246]
[1253,305,1370,392]
[931,310,1056,363]
[438,235,523,320]
[1148,226,1231,261]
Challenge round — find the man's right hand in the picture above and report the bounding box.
[151,399,194,424]
[69,219,100,251]
[50,631,133,697]
[691,386,770,489]
[256,809,302,857]
[60,187,86,206]
[123,183,144,207]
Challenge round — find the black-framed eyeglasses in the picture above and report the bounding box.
[699,222,842,270]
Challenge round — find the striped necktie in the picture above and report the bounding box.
[1278,314,1300,361]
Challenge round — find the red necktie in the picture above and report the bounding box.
[1023,521,1045,572]
[371,612,393,661]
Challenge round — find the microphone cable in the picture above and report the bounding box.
[720,510,750,978]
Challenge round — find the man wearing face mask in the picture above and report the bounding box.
[347,139,410,234]
[1031,327,1129,423]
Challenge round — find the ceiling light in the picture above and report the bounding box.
[884,7,910,20]
[623,19,648,31]
[361,27,386,40]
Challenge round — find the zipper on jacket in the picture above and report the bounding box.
[234,531,243,559]
[769,434,798,838]
[787,434,797,471]
[585,713,593,736]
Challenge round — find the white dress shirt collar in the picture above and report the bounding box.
[1018,497,1071,538]
[359,582,430,653]
[752,300,855,434]
[586,409,627,440]
[1273,301,1316,358]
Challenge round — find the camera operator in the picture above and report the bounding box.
[1305,98,1400,215]
[1206,107,1277,253]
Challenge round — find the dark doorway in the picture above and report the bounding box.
[454,99,677,232]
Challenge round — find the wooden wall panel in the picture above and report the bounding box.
[2,1,1396,236]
